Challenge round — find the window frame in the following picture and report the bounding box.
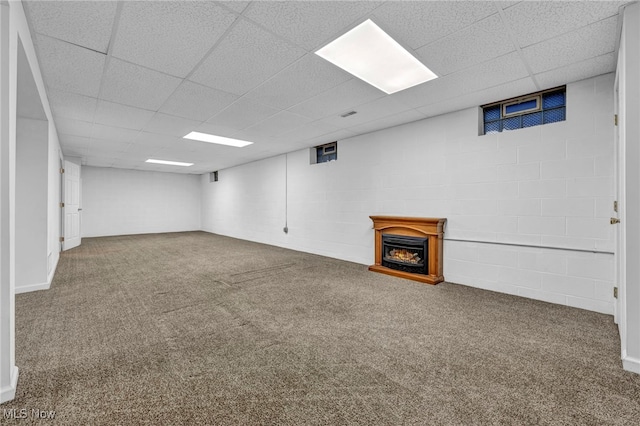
[481,86,566,135]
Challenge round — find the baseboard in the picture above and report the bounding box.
[0,366,19,404]
[622,352,640,374]
[47,254,59,287]
[14,255,58,295]
[15,281,50,294]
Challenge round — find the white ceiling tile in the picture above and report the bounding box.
[59,134,91,158]
[244,54,352,109]
[112,1,236,77]
[207,98,280,131]
[523,17,618,74]
[122,142,163,158]
[189,19,306,96]
[416,14,515,76]
[84,157,115,167]
[54,117,94,138]
[142,113,202,137]
[535,53,616,90]
[150,147,201,162]
[89,138,131,153]
[349,110,426,136]
[218,1,251,14]
[318,96,413,129]
[35,35,105,97]
[25,1,117,53]
[124,148,168,163]
[48,89,97,122]
[132,131,180,147]
[225,129,279,145]
[288,79,385,120]
[498,1,522,9]
[277,120,344,143]
[159,81,238,121]
[372,1,498,50]
[243,111,313,137]
[61,145,88,158]
[503,1,625,48]
[91,123,139,143]
[244,1,382,51]
[100,58,182,110]
[94,100,155,130]
[58,134,91,148]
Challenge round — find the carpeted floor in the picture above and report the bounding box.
[1,231,639,425]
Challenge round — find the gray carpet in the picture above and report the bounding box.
[1,231,639,425]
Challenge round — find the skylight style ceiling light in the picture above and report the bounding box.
[315,19,437,94]
[146,159,194,167]
[183,131,253,148]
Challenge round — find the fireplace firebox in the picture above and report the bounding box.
[382,234,428,275]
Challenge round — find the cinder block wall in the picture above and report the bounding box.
[202,74,615,314]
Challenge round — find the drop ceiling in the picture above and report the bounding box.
[23,1,630,174]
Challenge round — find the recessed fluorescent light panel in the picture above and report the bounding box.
[183,131,253,148]
[315,19,437,94]
[146,159,194,167]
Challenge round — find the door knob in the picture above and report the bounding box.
[610,217,620,224]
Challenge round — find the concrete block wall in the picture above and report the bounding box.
[201,73,615,314]
[82,167,201,237]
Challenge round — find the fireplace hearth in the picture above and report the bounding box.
[369,216,446,285]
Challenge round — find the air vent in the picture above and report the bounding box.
[340,111,357,118]
[210,171,219,182]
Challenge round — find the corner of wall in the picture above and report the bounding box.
[0,366,18,404]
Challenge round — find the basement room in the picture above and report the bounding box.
[1,0,640,424]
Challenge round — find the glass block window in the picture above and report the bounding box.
[316,142,337,164]
[482,87,566,135]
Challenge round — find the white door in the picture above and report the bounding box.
[63,160,81,250]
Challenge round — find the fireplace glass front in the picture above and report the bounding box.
[381,234,428,275]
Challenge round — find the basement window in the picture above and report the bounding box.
[482,86,566,135]
[313,142,337,164]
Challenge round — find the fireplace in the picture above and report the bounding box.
[369,216,446,285]
[382,234,428,275]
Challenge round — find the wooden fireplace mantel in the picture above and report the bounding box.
[369,216,446,285]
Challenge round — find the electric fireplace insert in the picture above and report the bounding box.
[381,234,429,275]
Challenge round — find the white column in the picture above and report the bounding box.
[0,0,18,404]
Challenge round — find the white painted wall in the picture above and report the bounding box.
[617,2,640,374]
[82,166,201,237]
[15,117,48,292]
[1,0,65,402]
[202,74,615,315]
[0,0,16,405]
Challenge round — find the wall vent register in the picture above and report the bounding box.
[482,86,566,135]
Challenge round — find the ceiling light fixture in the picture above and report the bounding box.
[315,19,437,94]
[146,159,194,167]
[183,131,253,148]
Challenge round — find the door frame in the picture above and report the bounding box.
[613,66,627,351]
